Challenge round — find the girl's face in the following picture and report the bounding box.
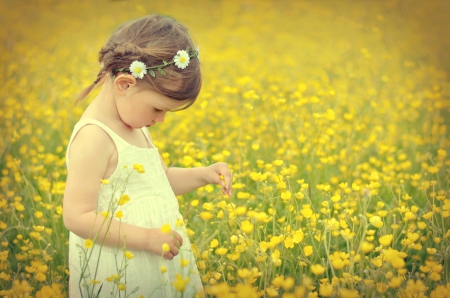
[117,84,188,129]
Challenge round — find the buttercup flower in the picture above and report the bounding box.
[173,50,190,69]
[84,239,93,249]
[161,223,171,234]
[124,251,134,259]
[118,194,130,206]
[129,61,147,79]
[172,274,190,292]
[162,243,170,252]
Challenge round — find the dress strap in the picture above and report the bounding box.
[140,127,157,148]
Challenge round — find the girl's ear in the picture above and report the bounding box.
[114,74,137,96]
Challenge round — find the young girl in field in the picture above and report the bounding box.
[63,14,232,297]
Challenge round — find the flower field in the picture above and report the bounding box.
[1,0,450,297]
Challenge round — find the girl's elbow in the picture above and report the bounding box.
[63,214,74,232]
[62,208,78,232]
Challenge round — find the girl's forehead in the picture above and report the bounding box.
[148,90,190,111]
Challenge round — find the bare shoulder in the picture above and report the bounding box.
[68,124,115,171]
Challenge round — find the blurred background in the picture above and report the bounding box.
[0,0,449,296]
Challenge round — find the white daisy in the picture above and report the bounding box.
[129,61,147,79]
[173,50,190,69]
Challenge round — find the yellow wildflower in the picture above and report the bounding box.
[162,243,170,252]
[84,239,93,249]
[118,194,130,206]
[124,251,134,259]
[310,264,326,275]
[172,274,190,292]
[161,223,171,233]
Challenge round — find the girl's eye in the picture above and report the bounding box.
[154,108,163,112]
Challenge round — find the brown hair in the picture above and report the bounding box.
[77,14,201,108]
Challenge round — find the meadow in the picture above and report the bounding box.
[0,0,449,297]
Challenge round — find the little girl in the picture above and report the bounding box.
[63,15,232,297]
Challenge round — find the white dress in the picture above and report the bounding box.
[66,119,203,298]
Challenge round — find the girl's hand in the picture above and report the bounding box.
[205,162,233,196]
[147,228,183,260]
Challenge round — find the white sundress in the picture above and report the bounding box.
[66,119,203,298]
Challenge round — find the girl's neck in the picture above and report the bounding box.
[81,78,128,130]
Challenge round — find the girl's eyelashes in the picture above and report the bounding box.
[154,108,163,112]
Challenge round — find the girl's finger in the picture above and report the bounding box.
[171,245,179,256]
[164,252,174,260]
[174,231,183,247]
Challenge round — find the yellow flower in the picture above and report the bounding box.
[101,210,110,218]
[124,251,134,259]
[175,218,184,227]
[200,211,213,221]
[106,274,121,282]
[118,194,130,206]
[172,274,190,292]
[241,220,254,234]
[417,221,427,230]
[369,216,383,228]
[215,247,228,255]
[100,179,110,185]
[35,272,46,282]
[319,283,333,297]
[133,163,145,173]
[161,223,171,233]
[210,239,219,248]
[161,266,167,273]
[284,237,294,249]
[162,243,170,252]
[379,234,393,246]
[391,257,406,269]
[33,225,45,232]
[84,239,93,249]
[90,279,101,285]
[389,276,403,288]
[118,283,126,291]
[179,258,189,267]
[332,258,345,270]
[115,210,123,218]
[273,159,284,166]
[310,264,326,275]
[283,277,295,290]
[304,245,313,257]
[15,202,25,212]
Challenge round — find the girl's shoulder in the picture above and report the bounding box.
[65,123,117,200]
[67,121,116,166]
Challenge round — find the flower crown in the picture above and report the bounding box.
[113,47,199,79]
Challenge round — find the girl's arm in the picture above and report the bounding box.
[160,157,233,196]
[63,125,181,259]
[145,129,232,196]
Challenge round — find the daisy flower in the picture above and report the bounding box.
[173,50,190,69]
[129,61,147,79]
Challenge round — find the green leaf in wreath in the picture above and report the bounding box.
[158,68,166,76]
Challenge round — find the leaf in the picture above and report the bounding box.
[157,68,166,76]
[163,60,168,66]
[149,69,156,77]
